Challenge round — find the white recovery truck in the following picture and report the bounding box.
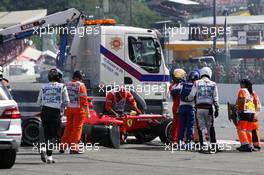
[0,8,170,115]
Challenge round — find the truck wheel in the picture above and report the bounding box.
[22,118,41,145]
[0,149,16,169]
[134,129,157,143]
[159,119,172,144]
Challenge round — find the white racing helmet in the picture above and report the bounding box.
[200,67,212,79]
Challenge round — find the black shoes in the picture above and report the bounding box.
[46,156,56,164]
[237,145,253,152]
[39,148,47,163]
[198,143,221,154]
[253,145,261,151]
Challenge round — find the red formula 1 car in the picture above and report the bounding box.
[21,98,172,148]
[81,98,172,148]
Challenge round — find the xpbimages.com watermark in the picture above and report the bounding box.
[98,82,166,96]
[33,25,100,37]
[165,24,232,38]
[164,141,232,153]
[33,141,100,153]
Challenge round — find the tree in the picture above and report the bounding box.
[0,0,160,28]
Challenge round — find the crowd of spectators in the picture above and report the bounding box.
[169,61,264,84]
[148,3,189,21]
[215,64,264,84]
[198,0,248,7]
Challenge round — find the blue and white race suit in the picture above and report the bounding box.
[179,82,195,142]
[187,77,219,145]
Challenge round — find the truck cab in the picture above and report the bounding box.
[67,22,170,114]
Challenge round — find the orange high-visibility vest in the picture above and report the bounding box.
[66,80,88,108]
[252,91,261,111]
[237,88,255,113]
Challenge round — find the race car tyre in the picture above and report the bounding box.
[90,125,109,146]
[0,149,16,169]
[159,119,172,144]
[134,129,157,143]
[22,118,41,145]
[109,125,120,149]
[90,125,120,149]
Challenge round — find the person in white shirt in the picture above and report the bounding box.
[37,68,69,163]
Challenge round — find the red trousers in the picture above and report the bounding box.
[171,113,180,143]
[61,108,86,151]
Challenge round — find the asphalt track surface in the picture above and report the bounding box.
[1,105,264,175]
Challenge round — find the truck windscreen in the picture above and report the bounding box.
[129,37,160,73]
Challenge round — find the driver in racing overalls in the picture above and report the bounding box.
[178,71,200,147]
[187,67,219,153]
[169,69,186,144]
